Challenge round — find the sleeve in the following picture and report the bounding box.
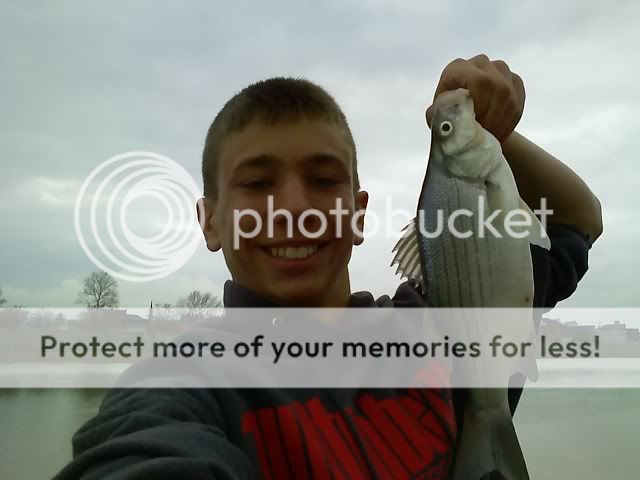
[531,223,592,310]
[506,223,592,415]
[52,388,255,480]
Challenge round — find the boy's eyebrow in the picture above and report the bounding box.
[233,153,278,171]
[233,152,349,172]
[302,153,350,175]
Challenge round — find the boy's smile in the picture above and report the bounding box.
[199,117,368,307]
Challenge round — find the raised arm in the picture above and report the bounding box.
[426,54,603,242]
[501,131,602,242]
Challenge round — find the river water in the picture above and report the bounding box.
[0,389,638,479]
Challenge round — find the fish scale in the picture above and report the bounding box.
[415,164,498,308]
[391,88,550,480]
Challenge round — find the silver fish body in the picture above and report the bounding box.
[391,88,549,480]
[416,159,535,309]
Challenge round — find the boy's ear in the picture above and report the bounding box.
[196,197,222,252]
[353,190,369,246]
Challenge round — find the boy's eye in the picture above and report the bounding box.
[310,176,340,187]
[240,179,273,190]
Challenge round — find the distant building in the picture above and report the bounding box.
[540,317,564,343]
[539,318,640,357]
[599,320,629,344]
[628,328,640,342]
[568,325,597,342]
[540,318,597,343]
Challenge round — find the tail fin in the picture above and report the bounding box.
[451,389,529,480]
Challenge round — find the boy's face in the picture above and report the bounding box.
[199,117,368,307]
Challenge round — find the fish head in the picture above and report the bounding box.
[430,88,480,157]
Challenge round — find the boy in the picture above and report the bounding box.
[55,55,602,479]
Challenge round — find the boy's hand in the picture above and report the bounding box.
[426,55,525,141]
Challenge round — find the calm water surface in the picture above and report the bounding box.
[0,389,638,479]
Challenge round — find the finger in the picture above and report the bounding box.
[468,53,492,70]
[483,78,513,138]
[511,72,526,111]
[487,62,524,138]
[492,59,511,78]
[465,71,493,124]
[432,58,468,99]
[494,73,525,139]
[429,59,470,128]
[491,105,512,141]
[503,108,522,141]
[485,100,512,140]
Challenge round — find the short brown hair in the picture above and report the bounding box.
[201,77,359,199]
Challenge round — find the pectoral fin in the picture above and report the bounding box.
[390,218,425,288]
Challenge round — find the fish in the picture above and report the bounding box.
[391,88,550,480]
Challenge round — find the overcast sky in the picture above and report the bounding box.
[1,0,638,311]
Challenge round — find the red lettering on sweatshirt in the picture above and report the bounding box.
[242,390,455,479]
[303,398,363,479]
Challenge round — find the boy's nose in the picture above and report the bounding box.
[275,176,313,216]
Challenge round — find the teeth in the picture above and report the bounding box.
[269,244,319,259]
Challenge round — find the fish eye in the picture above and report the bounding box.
[439,121,453,136]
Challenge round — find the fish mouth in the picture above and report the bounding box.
[433,88,473,110]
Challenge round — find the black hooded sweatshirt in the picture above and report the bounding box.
[53,224,591,480]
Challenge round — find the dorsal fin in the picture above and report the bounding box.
[391,218,425,288]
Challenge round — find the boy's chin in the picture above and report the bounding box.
[265,281,328,307]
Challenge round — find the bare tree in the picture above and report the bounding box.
[148,301,176,322]
[75,271,119,308]
[0,287,7,307]
[175,290,221,321]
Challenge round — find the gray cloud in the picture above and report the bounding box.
[1,0,638,308]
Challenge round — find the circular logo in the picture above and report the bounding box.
[74,151,202,282]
